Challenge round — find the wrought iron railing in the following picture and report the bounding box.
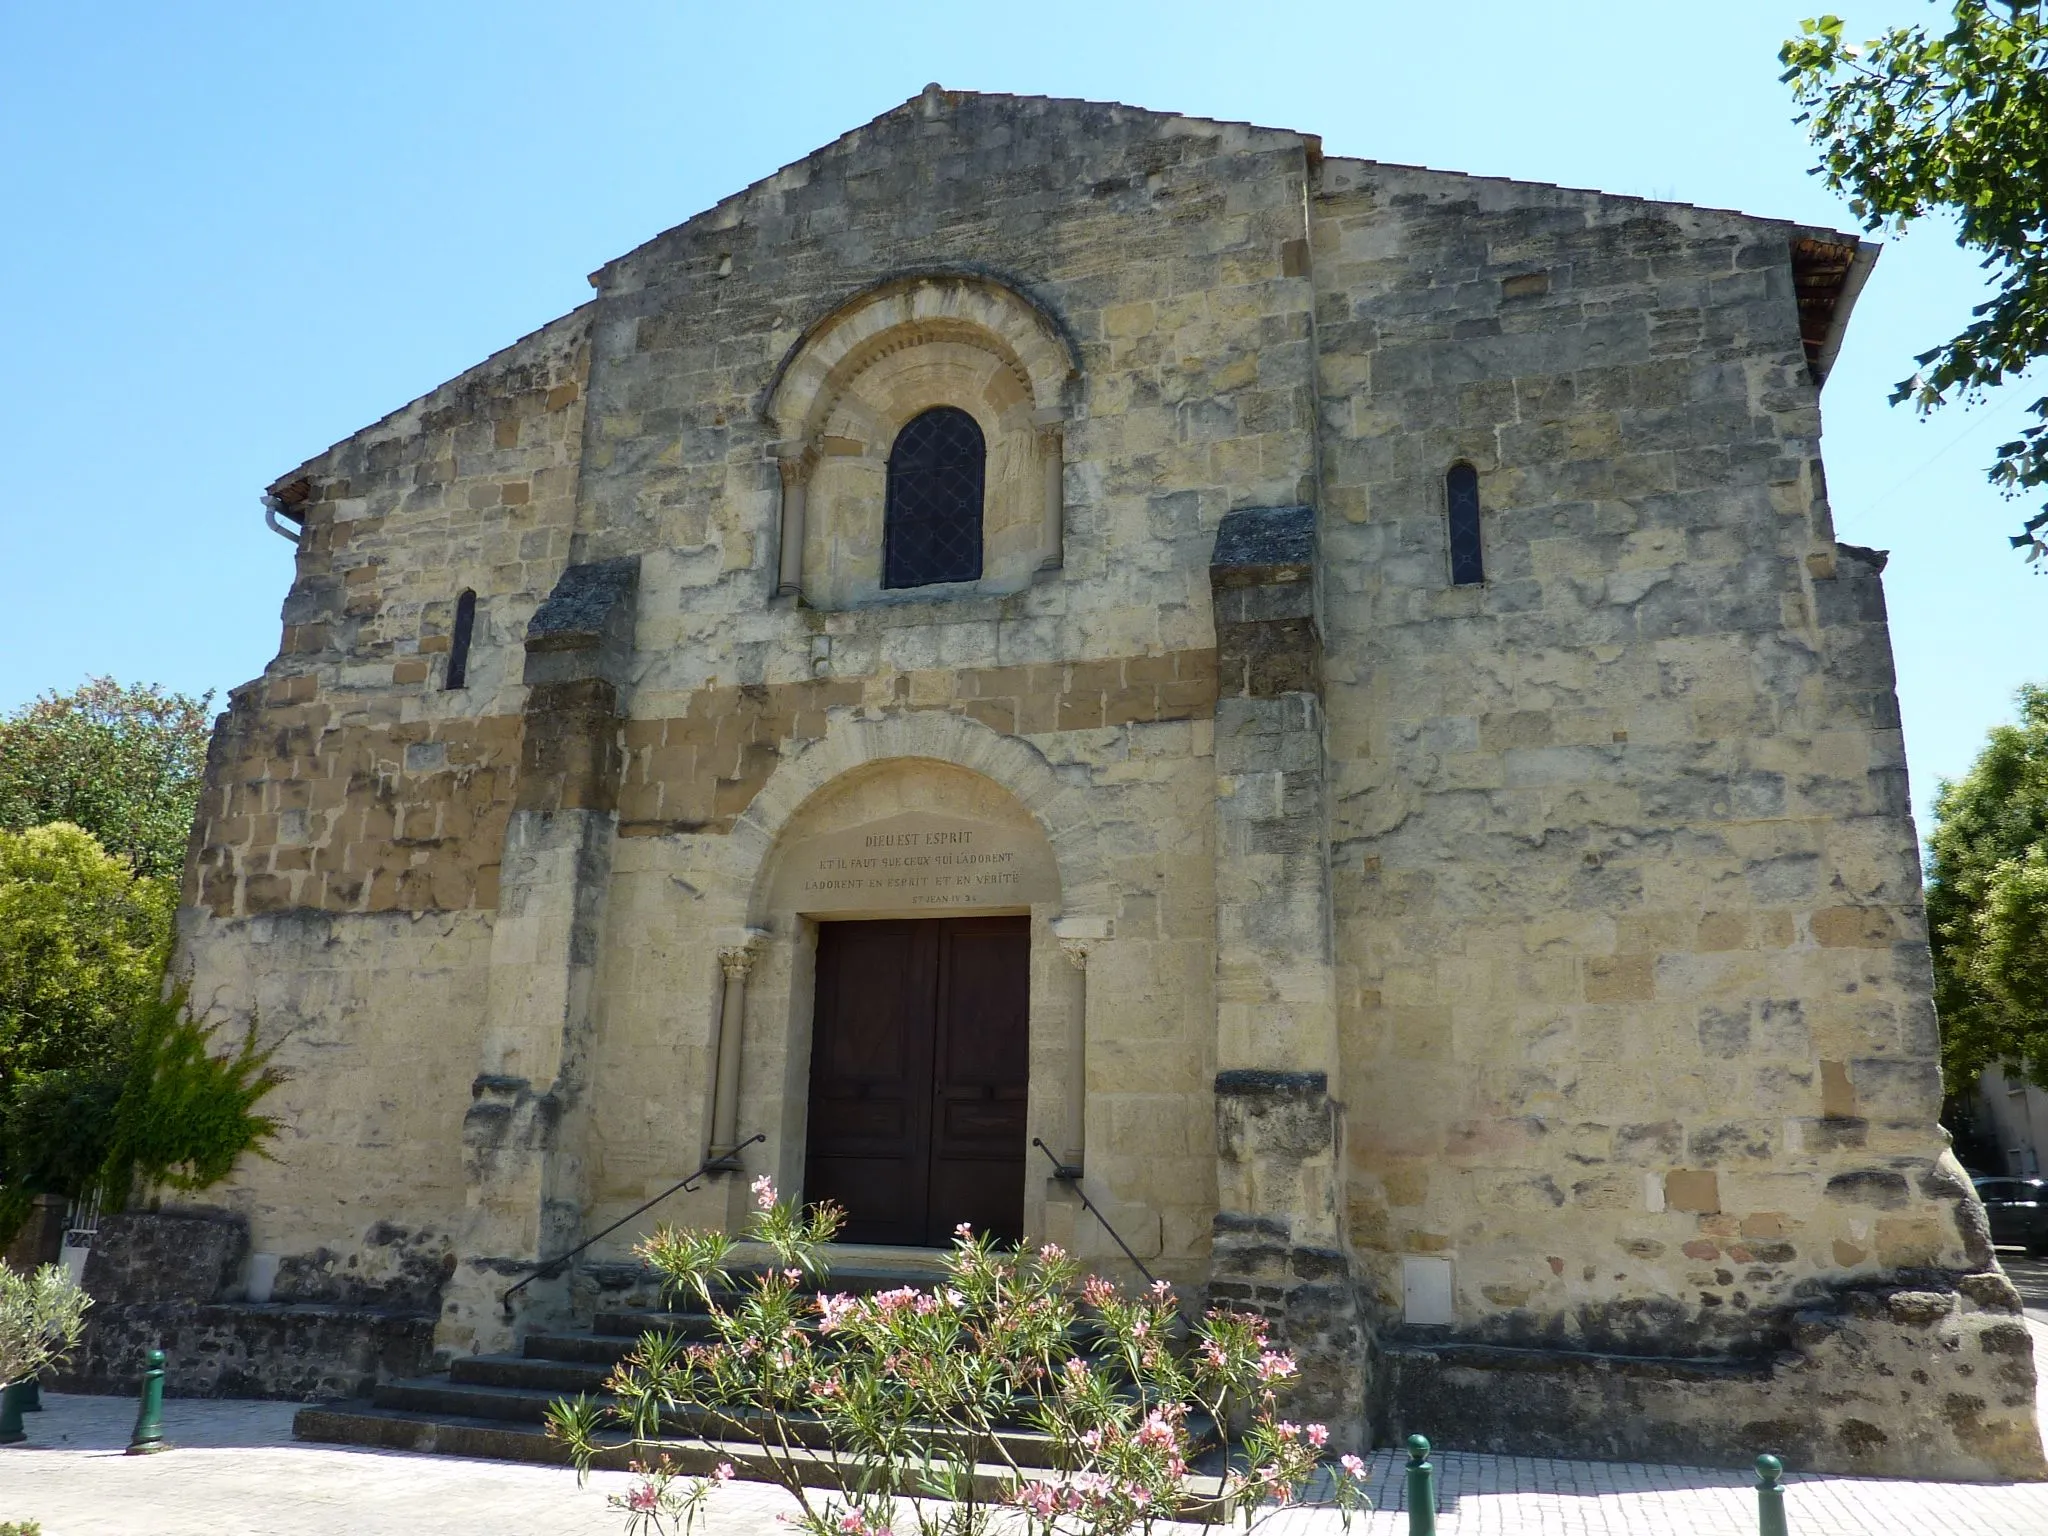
[500,1132,766,1314]
[1031,1137,1158,1287]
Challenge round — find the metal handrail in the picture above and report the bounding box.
[1032,1137,1159,1287]
[500,1132,765,1314]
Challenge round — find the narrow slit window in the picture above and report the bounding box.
[884,406,985,589]
[1446,463,1484,586]
[444,589,477,689]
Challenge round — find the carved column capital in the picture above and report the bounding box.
[719,931,768,981]
[773,443,818,488]
[1058,937,1093,970]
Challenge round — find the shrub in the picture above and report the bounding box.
[0,985,285,1244]
[0,1263,91,1388]
[97,986,285,1207]
[547,1179,1370,1536]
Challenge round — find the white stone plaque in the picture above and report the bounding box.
[770,811,1058,915]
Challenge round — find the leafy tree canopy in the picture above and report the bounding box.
[1782,4,2048,560]
[1926,684,2048,1086]
[0,822,172,1088]
[0,677,213,880]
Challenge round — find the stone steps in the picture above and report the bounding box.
[292,1403,1026,1495]
[293,1256,1095,1482]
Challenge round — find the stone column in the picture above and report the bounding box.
[437,557,637,1358]
[707,932,767,1164]
[775,445,815,598]
[1057,939,1089,1170]
[1206,506,1364,1446]
[1048,914,1108,1172]
[1033,408,1065,571]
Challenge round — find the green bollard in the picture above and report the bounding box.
[1755,1452,1788,1536]
[0,1381,25,1445]
[125,1348,167,1455]
[1405,1433,1437,1536]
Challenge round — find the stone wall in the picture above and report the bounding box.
[614,651,1216,838]
[56,1209,436,1400]
[1309,156,2033,1472]
[184,308,590,919]
[173,909,491,1283]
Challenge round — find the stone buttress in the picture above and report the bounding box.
[1206,504,1367,1444]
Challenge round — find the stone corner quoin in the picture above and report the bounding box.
[143,88,2037,1481]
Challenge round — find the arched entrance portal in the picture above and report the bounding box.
[750,756,1063,1247]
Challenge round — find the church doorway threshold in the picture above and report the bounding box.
[803,915,1029,1246]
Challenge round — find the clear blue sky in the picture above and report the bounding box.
[1,1,2039,835]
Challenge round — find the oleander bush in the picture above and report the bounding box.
[547,1178,1370,1536]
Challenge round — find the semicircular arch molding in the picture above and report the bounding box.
[724,710,1109,928]
[766,273,1078,441]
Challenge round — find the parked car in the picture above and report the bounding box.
[1973,1176,2048,1256]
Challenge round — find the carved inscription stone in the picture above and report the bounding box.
[770,812,1057,914]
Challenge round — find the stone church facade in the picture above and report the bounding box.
[174,90,2040,1476]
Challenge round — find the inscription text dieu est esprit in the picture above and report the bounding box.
[772,812,1058,914]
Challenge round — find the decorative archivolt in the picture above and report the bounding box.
[762,274,1080,606]
[767,274,1077,443]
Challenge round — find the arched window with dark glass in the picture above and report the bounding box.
[1446,463,1484,586]
[884,406,985,589]
[444,588,477,689]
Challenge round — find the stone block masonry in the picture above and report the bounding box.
[167,88,2037,1478]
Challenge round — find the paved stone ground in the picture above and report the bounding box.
[10,1319,2048,1535]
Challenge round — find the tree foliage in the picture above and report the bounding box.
[1926,684,2048,1086]
[0,677,213,880]
[0,825,282,1246]
[1782,4,2048,560]
[0,823,172,1087]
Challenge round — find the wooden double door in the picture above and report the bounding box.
[803,916,1029,1246]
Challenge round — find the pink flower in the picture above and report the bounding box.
[815,1292,858,1332]
[1255,1350,1298,1382]
[1038,1242,1066,1261]
[1082,1275,1116,1307]
[627,1484,660,1513]
[1307,1423,1329,1448]
[751,1175,777,1210]
[1150,1279,1175,1299]
[1340,1454,1367,1479]
[713,1461,736,1483]
[955,1221,975,1239]
[1012,1481,1061,1518]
